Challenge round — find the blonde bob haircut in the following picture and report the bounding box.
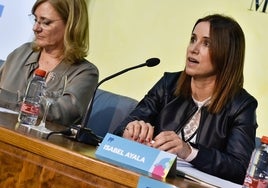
[31,0,89,63]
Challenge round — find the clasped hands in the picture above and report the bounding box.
[123,120,191,159]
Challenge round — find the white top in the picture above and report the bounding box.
[180,96,210,162]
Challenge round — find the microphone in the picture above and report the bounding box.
[81,57,160,129]
[95,57,160,89]
[61,58,160,146]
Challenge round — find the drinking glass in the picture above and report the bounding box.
[32,94,53,134]
[32,74,66,135]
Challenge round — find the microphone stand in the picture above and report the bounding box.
[47,58,160,146]
[80,62,149,129]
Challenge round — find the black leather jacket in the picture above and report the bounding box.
[114,72,258,184]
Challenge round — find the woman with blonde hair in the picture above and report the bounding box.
[0,0,98,126]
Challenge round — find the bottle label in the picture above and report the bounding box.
[20,103,39,115]
[243,175,268,188]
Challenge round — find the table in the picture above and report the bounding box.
[0,111,207,188]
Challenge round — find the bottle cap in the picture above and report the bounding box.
[261,136,268,144]
[34,69,46,77]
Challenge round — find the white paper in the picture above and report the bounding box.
[176,158,242,188]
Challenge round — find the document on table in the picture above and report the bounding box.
[0,107,18,114]
[176,158,242,188]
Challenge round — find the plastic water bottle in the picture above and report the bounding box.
[243,136,268,188]
[18,69,46,126]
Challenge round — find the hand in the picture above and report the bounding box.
[123,120,154,144]
[150,131,192,159]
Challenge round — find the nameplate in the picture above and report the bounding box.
[95,133,176,180]
[137,176,178,188]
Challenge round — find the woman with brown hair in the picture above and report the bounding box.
[114,14,258,184]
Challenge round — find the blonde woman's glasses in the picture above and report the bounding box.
[28,14,63,29]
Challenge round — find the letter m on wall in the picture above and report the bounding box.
[249,0,268,13]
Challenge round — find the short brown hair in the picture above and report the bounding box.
[31,0,89,63]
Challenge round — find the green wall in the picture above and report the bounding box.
[87,0,268,137]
